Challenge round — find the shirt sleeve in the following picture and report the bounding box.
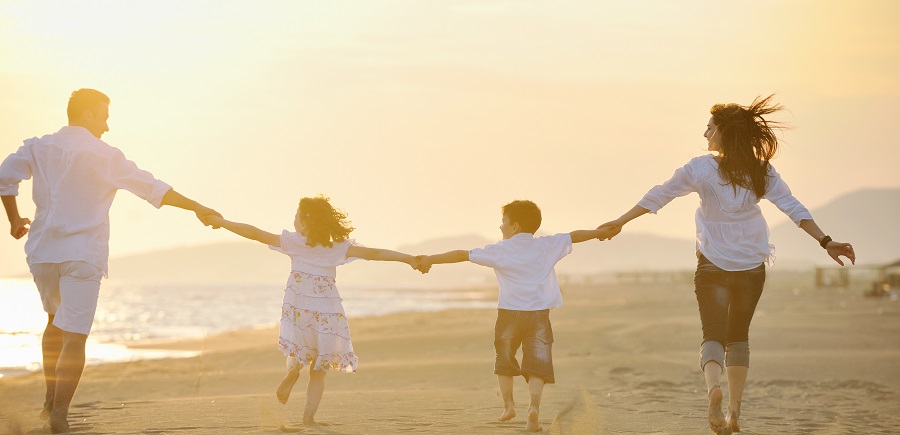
[763,165,813,226]
[469,241,504,269]
[270,230,304,255]
[107,149,172,209]
[0,139,37,196]
[542,233,574,263]
[637,160,697,214]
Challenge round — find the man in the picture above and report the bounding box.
[0,88,218,433]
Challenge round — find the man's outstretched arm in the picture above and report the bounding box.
[159,189,221,224]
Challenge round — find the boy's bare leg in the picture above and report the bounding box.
[497,375,516,421]
[276,364,301,404]
[726,366,748,432]
[49,331,87,434]
[525,376,545,432]
[302,367,327,424]
[40,317,63,419]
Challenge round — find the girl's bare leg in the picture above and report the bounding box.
[276,360,301,404]
[303,366,327,424]
[497,375,516,421]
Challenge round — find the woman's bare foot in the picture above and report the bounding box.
[726,401,741,432]
[498,403,516,421]
[708,386,731,434]
[276,368,301,404]
[48,410,69,434]
[39,401,52,420]
[525,406,542,432]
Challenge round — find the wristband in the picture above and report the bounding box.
[819,235,832,249]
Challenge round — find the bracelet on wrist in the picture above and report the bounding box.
[819,235,832,249]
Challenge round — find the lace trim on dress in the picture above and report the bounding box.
[278,340,358,372]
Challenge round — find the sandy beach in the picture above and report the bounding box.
[2,274,899,434]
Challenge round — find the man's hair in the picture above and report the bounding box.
[67,89,110,123]
[501,200,541,234]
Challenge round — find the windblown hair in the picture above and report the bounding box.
[298,195,354,248]
[501,200,542,234]
[710,94,785,198]
[67,88,110,123]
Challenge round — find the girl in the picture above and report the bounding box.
[206,195,420,424]
[598,95,855,434]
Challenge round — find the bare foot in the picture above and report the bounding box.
[726,402,741,432]
[276,368,301,404]
[48,410,69,434]
[39,401,52,420]
[525,407,542,432]
[498,404,516,421]
[708,386,731,434]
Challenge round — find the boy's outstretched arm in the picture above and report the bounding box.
[417,250,470,273]
[346,246,418,270]
[207,215,280,247]
[570,228,615,243]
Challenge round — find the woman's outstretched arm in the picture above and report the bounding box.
[798,219,856,266]
[597,205,651,239]
[346,245,418,269]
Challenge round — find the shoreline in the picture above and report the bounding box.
[2,281,899,433]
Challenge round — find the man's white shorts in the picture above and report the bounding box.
[30,261,103,336]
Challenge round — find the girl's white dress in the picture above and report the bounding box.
[270,230,359,372]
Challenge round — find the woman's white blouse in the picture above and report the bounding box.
[638,154,813,271]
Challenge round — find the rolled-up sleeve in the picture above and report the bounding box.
[637,161,696,214]
[107,149,171,208]
[0,140,37,196]
[764,165,813,225]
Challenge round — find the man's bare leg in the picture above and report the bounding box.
[525,376,544,432]
[276,364,301,404]
[40,316,63,420]
[497,375,516,421]
[49,331,87,434]
[302,367,326,425]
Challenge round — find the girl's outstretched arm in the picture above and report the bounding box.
[346,246,416,268]
[207,215,280,247]
[798,219,856,266]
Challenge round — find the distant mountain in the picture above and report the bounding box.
[768,188,900,267]
[4,189,896,286]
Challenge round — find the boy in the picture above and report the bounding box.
[416,200,613,432]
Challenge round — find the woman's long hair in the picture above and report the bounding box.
[711,94,785,198]
[298,195,354,248]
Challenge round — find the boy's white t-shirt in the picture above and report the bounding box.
[468,232,573,311]
[269,230,358,278]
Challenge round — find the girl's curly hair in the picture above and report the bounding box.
[297,195,354,248]
[711,94,786,198]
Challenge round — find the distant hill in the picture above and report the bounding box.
[768,188,900,267]
[4,188,896,286]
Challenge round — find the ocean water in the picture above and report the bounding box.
[0,278,494,378]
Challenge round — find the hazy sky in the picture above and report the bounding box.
[1,1,899,271]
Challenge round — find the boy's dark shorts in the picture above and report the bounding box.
[494,309,554,384]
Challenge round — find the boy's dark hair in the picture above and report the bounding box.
[67,88,110,123]
[298,195,354,248]
[501,200,541,234]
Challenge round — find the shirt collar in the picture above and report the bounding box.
[509,233,534,241]
[59,126,94,136]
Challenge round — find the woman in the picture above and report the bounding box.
[599,95,855,434]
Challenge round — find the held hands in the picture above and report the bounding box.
[825,241,856,266]
[596,219,624,241]
[195,205,223,228]
[203,215,226,230]
[412,255,432,274]
[9,216,30,239]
